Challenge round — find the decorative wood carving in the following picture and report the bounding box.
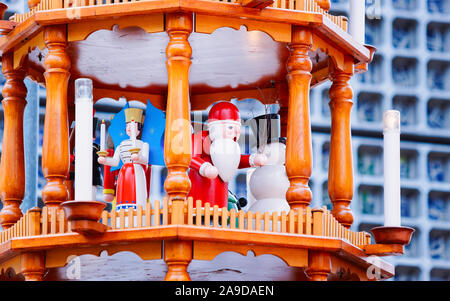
[163,13,193,203]
[13,31,45,70]
[45,241,163,268]
[328,59,354,228]
[330,255,374,281]
[193,241,308,267]
[191,86,282,111]
[67,14,165,42]
[93,88,166,111]
[285,26,313,210]
[311,32,345,72]
[42,25,71,208]
[195,14,291,43]
[0,267,24,281]
[0,52,27,229]
[0,253,21,278]
[328,266,360,281]
[164,240,193,281]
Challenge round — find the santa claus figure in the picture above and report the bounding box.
[188,101,266,208]
[98,108,149,210]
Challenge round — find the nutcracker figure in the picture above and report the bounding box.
[188,101,266,208]
[98,108,149,210]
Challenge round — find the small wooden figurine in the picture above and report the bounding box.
[98,108,149,210]
[248,114,290,213]
[188,101,266,208]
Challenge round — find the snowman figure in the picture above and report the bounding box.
[248,114,290,214]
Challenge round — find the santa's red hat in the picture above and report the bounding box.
[208,102,241,125]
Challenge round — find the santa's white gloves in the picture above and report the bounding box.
[250,153,267,167]
[199,162,219,179]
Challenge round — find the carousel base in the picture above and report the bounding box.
[42,251,309,281]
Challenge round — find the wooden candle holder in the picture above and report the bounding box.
[28,0,41,10]
[128,147,141,155]
[355,44,377,74]
[96,150,108,157]
[370,226,415,245]
[61,200,108,236]
[0,3,16,35]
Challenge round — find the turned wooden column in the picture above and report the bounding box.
[66,81,75,201]
[285,27,313,210]
[163,13,193,204]
[0,53,27,229]
[42,25,71,208]
[328,62,354,228]
[20,252,45,281]
[306,251,331,281]
[164,240,192,281]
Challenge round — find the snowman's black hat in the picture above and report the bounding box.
[250,113,282,149]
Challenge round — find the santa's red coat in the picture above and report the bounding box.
[188,131,251,208]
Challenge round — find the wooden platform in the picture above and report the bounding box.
[0,203,397,281]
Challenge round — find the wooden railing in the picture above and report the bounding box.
[0,208,41,243]
[10,0,53,23]
[10,0,347,31]
[1,197,371,248]
[271,0,347,30]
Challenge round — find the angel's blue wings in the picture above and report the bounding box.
[108,100,166,171]
[141,100,166,167]
[108,102,129,172]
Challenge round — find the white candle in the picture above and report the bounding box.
[74,78,93,201]
[130,119,137,147]
[383,110,401,227]
[100,120,106,151]
[349,0,366,44]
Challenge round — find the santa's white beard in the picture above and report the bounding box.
[209,138,241,182]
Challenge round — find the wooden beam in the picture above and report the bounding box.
[93,87,166,111]
[191,87,279,111]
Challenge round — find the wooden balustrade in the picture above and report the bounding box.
[0,198,370,248]
[10,0,346,31]
[328,61,355,228]
[271,0,346,30]
[285,26,313,210]
[41,25,71,209]
[0,207,40,243]
[163,13,193,208]
[0,53,27,230]
[11,0,53,23]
